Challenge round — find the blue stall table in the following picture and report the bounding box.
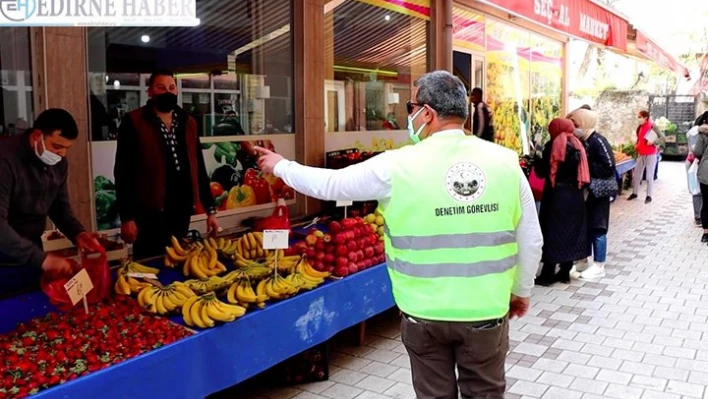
[0,264,396,399]
[615,158,637,195]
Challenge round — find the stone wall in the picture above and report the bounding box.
[573,90,649,147]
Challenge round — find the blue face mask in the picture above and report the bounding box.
[407,107,426,143]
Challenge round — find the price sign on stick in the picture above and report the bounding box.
[263,230,290,249]
[336,200,353,217]
[64,268,94,314]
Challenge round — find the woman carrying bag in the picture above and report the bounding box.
[567,108,616,280]
[693,124,708,243]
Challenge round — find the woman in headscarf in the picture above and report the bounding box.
[694,124,708,243]
[568,108,616,279]
[533,118,591,285]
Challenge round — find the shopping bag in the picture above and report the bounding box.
[40,249,111,311]
[688,159,701,196]
[253,198,291,231]
[529,169,545,201]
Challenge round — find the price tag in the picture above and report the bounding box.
[64,268,94,306]
[126,272,158,280]
[262,229,290,249]
[336,200,353,207]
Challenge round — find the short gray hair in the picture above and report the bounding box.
[414,71,469,120]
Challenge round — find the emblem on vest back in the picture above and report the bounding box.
[444,162,486,202]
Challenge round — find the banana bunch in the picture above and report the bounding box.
[182,293,246,328]
[223,265,272,283]
[234,232,266,260]
[183,276,229,295]
[256,274,298,300]
[114,261,161,295]
[284,259,330,291]
[137,282,196,315]
[204,237,238,255]
[226,279,268,307]
[165,236,190,268]
[265,252,300,273]
[298,258,331,279]
[183,247,227,278]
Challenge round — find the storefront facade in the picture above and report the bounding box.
[0,0,685,236]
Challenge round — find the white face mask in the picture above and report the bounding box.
[34,138,63,166]
[573,128,585,139]
[407,107,427,143]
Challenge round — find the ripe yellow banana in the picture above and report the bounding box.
[171,236,188,256]
[199,301,216,328]
[216,300,247,318]
[182,296,199,327]
[189,299,209,329]
[204,300,236,323]
[154,293,168,314]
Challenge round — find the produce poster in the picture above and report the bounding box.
[92,135,296,231]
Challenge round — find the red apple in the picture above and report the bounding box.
[315,252,325,261]
[328,221,341,234]
[368,234,378,245]
[336,256,349,268]
[356,260,366,270]
[334,233,346,243]
[324,244,334,253]
[314,261,325,270]
[315,241,325,251]
[341,218,356,229]
[344,231,355,241]
[363,259,373,269]
[336,245,348,256]
[374,243,385,254]
[348,263,359,274]
[376,254,386,264]
[306,248,316,258]
[348,252,358,262]
[346,240,358,251]
[355,250,364,261]
[354,217,364,226]
[324,254,335,264]
[364,247,375,258]
[334,266,349,277]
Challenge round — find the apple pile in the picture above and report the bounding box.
[292,218,385,277]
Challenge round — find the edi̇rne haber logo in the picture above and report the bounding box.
[0,0,199,26]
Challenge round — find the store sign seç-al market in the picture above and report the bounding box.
[479,0,629,51]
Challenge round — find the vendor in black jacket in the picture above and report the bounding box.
[0,109,102,296]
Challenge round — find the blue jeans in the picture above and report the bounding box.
[589,229,607,263]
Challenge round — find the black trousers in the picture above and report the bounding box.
[132,209,191,260]
[701,183,708,229]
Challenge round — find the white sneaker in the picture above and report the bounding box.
[580,263,606,280]
[570,258,591,280]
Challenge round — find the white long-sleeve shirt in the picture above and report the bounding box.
[273,130,543,297]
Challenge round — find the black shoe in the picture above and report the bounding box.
[627,194,638,201]
[702,234,708,243]
[535,274,556,287]
[645,196,652,204]
[696,219,702,226]
[555,270,571,284]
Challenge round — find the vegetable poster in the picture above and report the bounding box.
[91,135,296,231]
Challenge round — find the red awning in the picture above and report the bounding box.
[477,0,628,50]
[634,30,690,78]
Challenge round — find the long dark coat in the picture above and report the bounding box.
[534,140,589,264]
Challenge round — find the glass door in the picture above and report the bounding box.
[453,50,473,132]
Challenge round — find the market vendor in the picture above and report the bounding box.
[114,69,219,259]
[255,71,543,398]
[0,109,103,295]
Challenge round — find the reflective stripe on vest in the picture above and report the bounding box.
[384,225,516,250]
[386,254,517,278]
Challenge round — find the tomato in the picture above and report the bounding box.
[210,182,224,198]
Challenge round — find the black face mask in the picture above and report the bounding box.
[153,93,178,112]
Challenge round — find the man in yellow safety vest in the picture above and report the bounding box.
[254,70,543,398]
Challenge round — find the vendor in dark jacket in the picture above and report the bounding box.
[0,109,103,295]
[115,69,219,259]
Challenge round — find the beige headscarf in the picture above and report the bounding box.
[567,108,599,141]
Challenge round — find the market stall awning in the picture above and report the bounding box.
[477,0,629,50]
[633,29,690,78]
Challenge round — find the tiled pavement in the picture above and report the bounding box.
[244,161,708,399]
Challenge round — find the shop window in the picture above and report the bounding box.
[87,0,294,141]
[530,34,563,146]
[0,28,33,137]
[87,0,296,231]
[324,0,428,134]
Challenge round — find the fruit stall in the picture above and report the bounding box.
[0,216,395,399]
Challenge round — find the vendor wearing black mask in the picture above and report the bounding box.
[114,69,219,260]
